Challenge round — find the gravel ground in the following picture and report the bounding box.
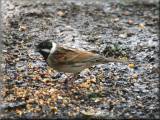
[1,0,159,119]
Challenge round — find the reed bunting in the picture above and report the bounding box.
[36,40,129,74]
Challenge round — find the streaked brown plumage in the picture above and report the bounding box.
[36,41,129,74]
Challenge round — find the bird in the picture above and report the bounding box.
[36,40,130,88]
[36,40,129,73]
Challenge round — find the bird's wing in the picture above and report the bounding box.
[52,46,100,64]
[51,46,130,65]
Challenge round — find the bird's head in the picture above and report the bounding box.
[36,40,57,60]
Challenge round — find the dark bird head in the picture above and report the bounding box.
[36,41,56,60]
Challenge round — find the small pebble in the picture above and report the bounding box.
[119,33,127,38]
[128,19,134,24]
[138,23,145,29]
[132,74,138,79]
[57,11,65,17]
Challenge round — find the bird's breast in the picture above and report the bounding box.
[47,56,92,73]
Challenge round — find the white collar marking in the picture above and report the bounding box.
[50,42,57,54]
[42,49,50,53]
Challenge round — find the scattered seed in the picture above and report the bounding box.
[128,63,135,68]
[57,11,65,17]
[19,25,27,32]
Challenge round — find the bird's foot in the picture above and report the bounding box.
[64,74,75,90]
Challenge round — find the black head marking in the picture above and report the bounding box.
[36,41,52,50]
[36,41,53,60]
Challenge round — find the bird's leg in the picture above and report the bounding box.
[64,73,75,90]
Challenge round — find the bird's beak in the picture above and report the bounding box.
[34,44,40,52]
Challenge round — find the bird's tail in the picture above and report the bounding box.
[86,55,133,65]
[103,57,133,64]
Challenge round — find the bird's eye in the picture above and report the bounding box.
[45,42,52,49]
